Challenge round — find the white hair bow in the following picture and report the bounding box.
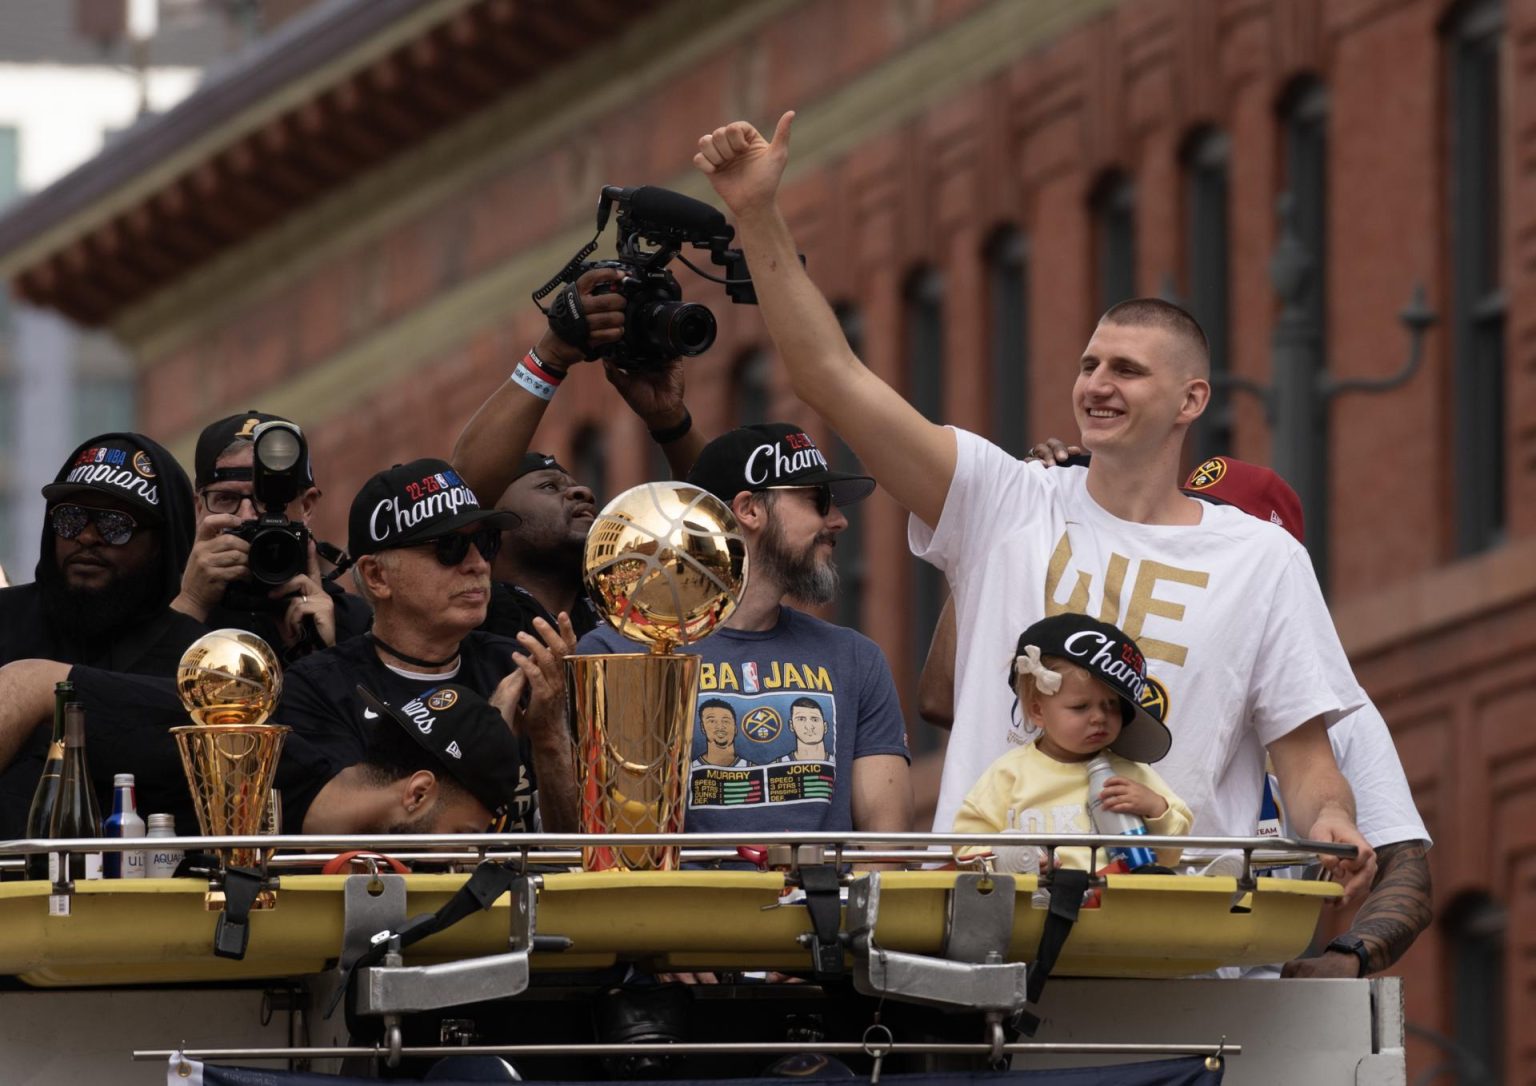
[1014,644,1062,695]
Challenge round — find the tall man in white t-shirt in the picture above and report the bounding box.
[692,112,1376,901]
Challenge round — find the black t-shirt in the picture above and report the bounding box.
[0,583,207,673]
[481,582,601,642]
[207,578,372,665]
[0,666,201,839]
[0,594,207,839]
[274,631,536,832]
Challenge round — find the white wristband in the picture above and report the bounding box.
[510,350,564,401]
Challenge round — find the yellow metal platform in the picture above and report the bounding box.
[0,870,1338,988]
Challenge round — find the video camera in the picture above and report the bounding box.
[535,185,781,371]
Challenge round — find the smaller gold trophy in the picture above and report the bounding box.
[569,482,747,871]
[171,629,289,870]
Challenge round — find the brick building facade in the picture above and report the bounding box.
[0,0,1532,1079]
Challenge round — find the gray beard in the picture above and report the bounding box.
[757,516,839,606]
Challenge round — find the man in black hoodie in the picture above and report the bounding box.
[0,433,202,672]
[0,433,205,835]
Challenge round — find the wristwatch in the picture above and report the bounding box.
[1325,934,1371,977]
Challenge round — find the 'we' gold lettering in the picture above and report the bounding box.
[1041,533,1207,667]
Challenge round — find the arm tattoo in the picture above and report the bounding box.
[1347,840,1433,973]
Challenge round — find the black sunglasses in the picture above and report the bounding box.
[765,484,834,517]
[50,504,138,546]
[425,526,502,566]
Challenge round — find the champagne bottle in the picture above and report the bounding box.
[47,703,102,884]
[24,681,75,880]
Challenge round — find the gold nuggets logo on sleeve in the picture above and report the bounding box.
[742,706,783,743]
[1186,457,1227,490]
[1139,677,1171,723]
[426,689,459,711]
[132,450,157,478]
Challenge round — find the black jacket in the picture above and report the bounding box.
[0,433,205,836]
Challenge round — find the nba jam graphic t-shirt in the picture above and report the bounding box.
[578,606,909,833]
[910,429,1366,840]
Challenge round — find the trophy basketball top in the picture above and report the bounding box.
[176,628,283,726]
[583,481,748,652]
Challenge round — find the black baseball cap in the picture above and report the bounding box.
[195,410,316,489]
[511,452,571,483]
[347,457,518,558]
[1008,613,1172,763]
[357,684,520,817]
[41,436,164,523]
[686,423,875,507]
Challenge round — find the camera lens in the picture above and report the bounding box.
[639,300,717,358]
[246,525,308,586]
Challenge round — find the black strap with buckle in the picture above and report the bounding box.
[212,867,268,961]
[799,864,845,977]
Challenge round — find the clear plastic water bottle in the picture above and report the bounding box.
[1086,755,1157,871]
[103,773,147,878]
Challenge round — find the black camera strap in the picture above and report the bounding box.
[531,231,601,313]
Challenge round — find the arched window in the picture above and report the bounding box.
[1446,0,1505,554]
[1182,129,1232,462]
[1090,172,1136,314]
[1442,892,1506,1083]
[1279,77,1331,587]
[985,228,1029,457]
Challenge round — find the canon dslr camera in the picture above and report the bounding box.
[536,185,784,371]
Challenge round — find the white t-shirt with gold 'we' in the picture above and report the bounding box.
[910,429,1365,840]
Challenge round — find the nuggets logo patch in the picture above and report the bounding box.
[1139,677,1171,723]
[741,706,783,743]
[426,689,458,711]
[131,450,156,478]
[1186,457,1227,490]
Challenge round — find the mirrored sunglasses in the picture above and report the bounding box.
[426,526,502,567]
[50,503,139,546]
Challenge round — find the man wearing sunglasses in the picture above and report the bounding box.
[577,424,913,840]
[0,432,205,836]
[172,411,372,662]
[272,458,580,835]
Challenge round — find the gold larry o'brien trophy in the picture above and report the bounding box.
[171,629,289,871]
[569,482,748,871]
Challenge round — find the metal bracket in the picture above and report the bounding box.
[354,876,535,1015]
[847,874,1029,1014]
[340,872,407,972]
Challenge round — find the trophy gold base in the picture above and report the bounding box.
[568,652,699,872]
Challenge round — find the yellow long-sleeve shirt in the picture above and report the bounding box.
[953,741,1193,870]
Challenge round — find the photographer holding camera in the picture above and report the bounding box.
[454,266,705,510]
[173,411,370,661]
[455,186,768,638]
